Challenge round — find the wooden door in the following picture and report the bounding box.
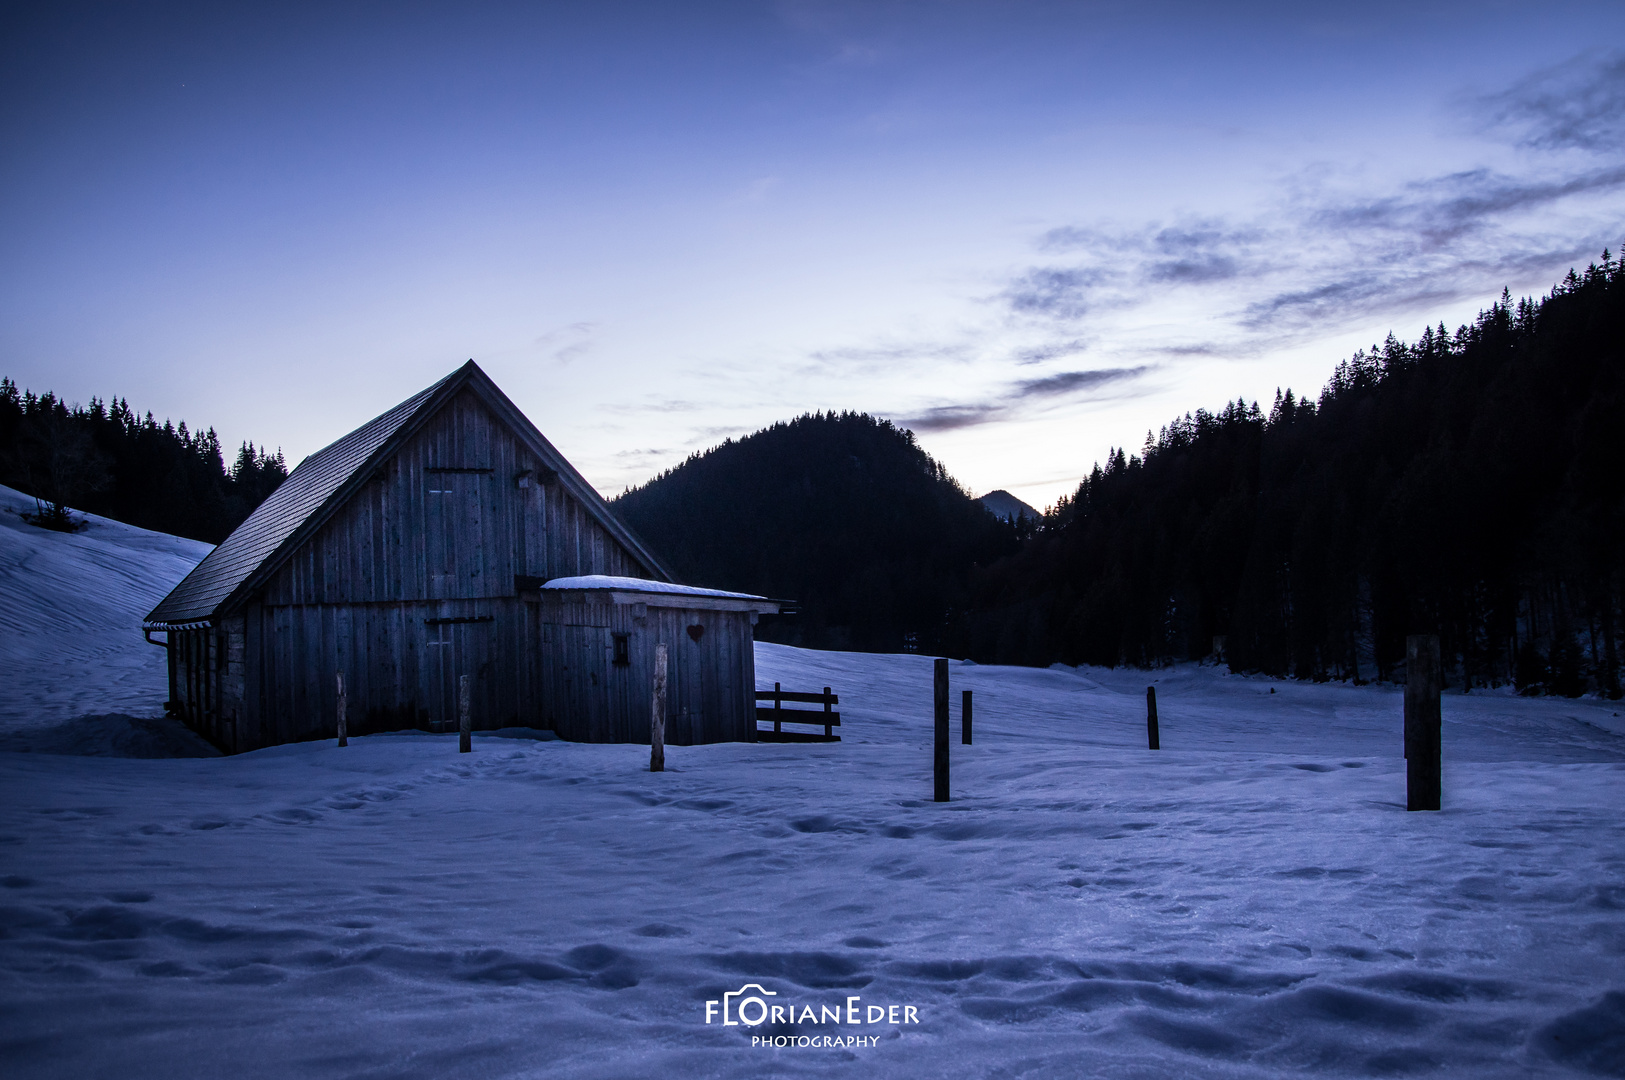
[427,619,489,731]
[559,623,611,741]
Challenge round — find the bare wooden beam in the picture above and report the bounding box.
[934,658,949,802]
[1406,634,1441,811]
[336,671,348,747]
[651,642,668,772]
[459,674,472,754]
[1146,686,1160,750]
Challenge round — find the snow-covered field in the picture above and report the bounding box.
[0,484,215,754]
[2,493,1624,1078]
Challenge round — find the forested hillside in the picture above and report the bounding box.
[968,254,1624,696]
[10,254,1618,696]
[613,413,1017,652]
[0,380,286,543]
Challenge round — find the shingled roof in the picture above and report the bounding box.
[144,362,671,627]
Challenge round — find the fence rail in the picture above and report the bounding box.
[756,683,840,742]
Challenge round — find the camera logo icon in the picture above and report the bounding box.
[706,983,777,1026]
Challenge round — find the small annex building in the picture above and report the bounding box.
[143,361,780,753]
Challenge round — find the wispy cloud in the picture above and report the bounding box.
[901,365,1152,432]
[1012,339,1088,365]
[903,403,1002,432]
[999,53,1625,351]
[1013,367,1147,399]
[599,398,705,415]
[1312,165,1625,249]
[532,321,596,365]
[726,53,1625,483]
[1482,51,1625,153]
[803,339,976,377]
[1003,267,1105,318]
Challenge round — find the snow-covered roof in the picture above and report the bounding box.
[539,575,766,600]
[536,575,782,612]
[145,363,672,626]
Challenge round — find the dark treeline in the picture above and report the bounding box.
[613,412,1019,652]
[968,254,1624,696]
[0,378,287,543]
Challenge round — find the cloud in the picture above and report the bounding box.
[807,341,971,364]
[1003,267,1104,319]
[1011,219,1270,321]
[1313,165,1625,250]
[1012,339,1087,365]
[1241,275,1464,330]
[901,365,1153,432]
[1013,366,1148,400]
[902,403,1004,432]
[532,321,596,365]
[1001,58,1625,347]
[599,398,705,415]
[1482,52,1625,153]
[687,425,749,444]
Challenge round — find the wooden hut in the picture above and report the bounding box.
[142,361,779,753]
[523,575,775,744]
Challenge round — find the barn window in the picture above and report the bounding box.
[612,633,630,666]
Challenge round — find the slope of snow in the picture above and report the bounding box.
[3,635,1624,1078]
[0,483,214,741]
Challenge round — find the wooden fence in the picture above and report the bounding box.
[756,683,840,742]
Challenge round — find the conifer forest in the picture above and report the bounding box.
[6,256,1621,695]
[963,257,1623,695]
[623,257,1624,696]
[0,380,286,543]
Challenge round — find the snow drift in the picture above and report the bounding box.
[2,485,1623,1078]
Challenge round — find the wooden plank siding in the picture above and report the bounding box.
[533,597,758,744]
[165,618,248,753]
[259,390,638,610]
[152,375,771,755]
[182,388,656,750]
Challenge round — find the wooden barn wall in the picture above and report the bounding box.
[233,388,651,749]
[244,597,532,747]
[167,617,247,753]
[261,388,644,609]
[535,599,757,745]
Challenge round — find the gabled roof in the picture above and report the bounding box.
[145,362,672,626]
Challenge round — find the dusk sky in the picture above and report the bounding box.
[4,1,1623,510]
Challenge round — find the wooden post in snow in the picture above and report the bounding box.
[336,671,348,747]
[962,689,973,745]
[651,643,668,772]
[1146,686,1160,750]
[934,658,950,802]
[458,674,471,754]
[1405,634,1441,811]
